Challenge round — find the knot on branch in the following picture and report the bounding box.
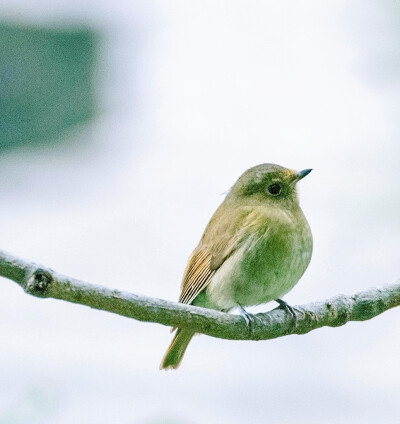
[26,268,53,297]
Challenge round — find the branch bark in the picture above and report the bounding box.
[0,249,399,341]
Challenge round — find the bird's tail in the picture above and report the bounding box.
[160,329,195,370]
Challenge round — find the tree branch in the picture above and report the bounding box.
[0,249,399,341]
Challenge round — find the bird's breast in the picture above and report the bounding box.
[206,207,312,310]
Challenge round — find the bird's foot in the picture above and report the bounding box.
[238,304,255,336]
[275,299,299,327]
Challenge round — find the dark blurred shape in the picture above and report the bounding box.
[0,22,97,150]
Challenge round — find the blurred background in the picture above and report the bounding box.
[0,1,399,423]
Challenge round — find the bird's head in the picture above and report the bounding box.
[228,163,312,208]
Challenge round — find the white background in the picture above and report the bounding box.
[0,1,399,423]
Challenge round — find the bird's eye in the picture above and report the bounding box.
[268,183,281,196]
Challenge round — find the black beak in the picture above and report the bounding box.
[297,169,313,181]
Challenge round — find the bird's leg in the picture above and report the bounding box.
[237,304,255,336]
[275,298,298,326]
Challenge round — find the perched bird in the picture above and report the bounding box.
[160,163,313,369]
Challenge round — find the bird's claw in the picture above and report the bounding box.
[238,304,255,336]
[275,298,299,327]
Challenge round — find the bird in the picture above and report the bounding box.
[160,163,313,369]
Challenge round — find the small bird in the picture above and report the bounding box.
[160,163,313,369]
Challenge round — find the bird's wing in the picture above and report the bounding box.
[179,206,255,305]
[178,247,216,305]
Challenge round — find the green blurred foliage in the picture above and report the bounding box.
[0,23,97,150]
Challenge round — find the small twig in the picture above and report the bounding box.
[0,249,399,341]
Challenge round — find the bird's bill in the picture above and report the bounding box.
[296,168,313,181]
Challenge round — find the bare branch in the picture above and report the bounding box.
[0,249,399,341]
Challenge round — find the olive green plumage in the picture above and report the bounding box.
[160,163,313,369]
